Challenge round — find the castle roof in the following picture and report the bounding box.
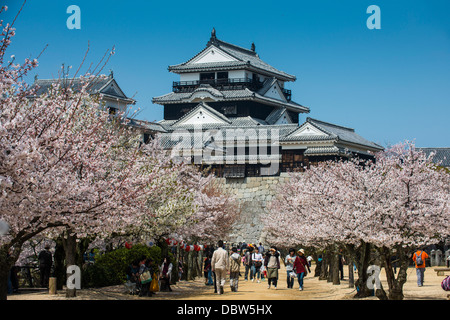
[152,85,309,113]
[28,73,135,104]
[168,30,296,82]
[416,148,450,168]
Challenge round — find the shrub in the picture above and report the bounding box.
[82,244,164,288]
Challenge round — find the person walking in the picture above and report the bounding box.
[229,247,241,292]
[294,248,311,291]
[412,248,429,287]
[285,248,296,289]
[138,257,152,297]
[264,246,280,289]
[251,247,263,283]
[38,245,53,288]
[160,256,173,292]
[243,247,253,281]
[211,240,229,295]
[178,257,184,282]
[258,243,265,281]
[204,253,213,286]
[258,243,265,255]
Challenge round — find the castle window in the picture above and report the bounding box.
[108,107,117,115]
[217,72,228,80]
[200,73,215,83]
[222,105,237,115]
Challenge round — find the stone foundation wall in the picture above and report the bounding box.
[217,173,290,245]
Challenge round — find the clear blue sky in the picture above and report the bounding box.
[4,0,450,147]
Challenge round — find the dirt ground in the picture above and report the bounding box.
[7,263,449,300]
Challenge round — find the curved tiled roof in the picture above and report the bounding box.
[281,118,383,152]
[152,87,309,113]
[416,148,450,167]
[169,36,296,82]
[306,118,383,150]
[28,75,135,103]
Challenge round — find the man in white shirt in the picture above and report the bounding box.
[211,240,229,294]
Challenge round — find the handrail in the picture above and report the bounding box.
[173,78,258,87]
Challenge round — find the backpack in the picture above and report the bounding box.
[441,276,450,291]
[415,251,423,266]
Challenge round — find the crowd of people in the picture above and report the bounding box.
[204,240,313,295]
[125,256,174,297]
[7,240,448,298]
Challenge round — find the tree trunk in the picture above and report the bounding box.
[0,243,23,300]
[346,242,373,298]
[62,231,78,298]
[314,259,322,277]
[187,251,194,281]
[197,250,203,280]
[379,246,408,300]
[332,249,340,285]
[348,258,354,288]
[319,251,328,280]
[326,251,333,283]
[0,246,11,300]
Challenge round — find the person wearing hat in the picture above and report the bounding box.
[264,246,280,289]
[293,249,311,291]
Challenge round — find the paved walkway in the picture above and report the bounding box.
[7,264,449,300]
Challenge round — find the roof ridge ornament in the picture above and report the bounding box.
[207,27,218,47]
[251,42,255,52]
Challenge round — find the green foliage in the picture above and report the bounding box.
[82,244,163,288]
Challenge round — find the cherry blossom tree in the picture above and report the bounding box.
[0,5,172,297]
[175,172,240,242]
[368,142,449,299]
[0,7,241,298]
[264,142,449,299]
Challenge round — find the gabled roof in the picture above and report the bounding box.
[283,117,384,151]
[168,30,296,82]
[258,78,279,96]
[171,102,232,127]
[158,115,269,131]
[265,107,293,125]
[152,86,309,113]
[416,148,450,168]
[156,105,382,160]
[126,118,168,133]
[28,74,135,104]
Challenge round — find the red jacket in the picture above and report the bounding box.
[293,255,310,274]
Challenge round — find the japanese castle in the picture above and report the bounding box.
[29,29,383,179]
[152,29,383,178]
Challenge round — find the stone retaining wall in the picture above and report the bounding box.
[217,173,290,245]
